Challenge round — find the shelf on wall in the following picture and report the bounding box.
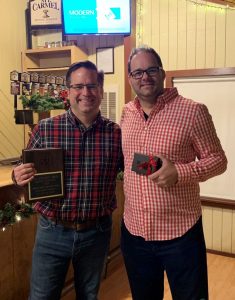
[22,46,88,72]
[25,67,69,72]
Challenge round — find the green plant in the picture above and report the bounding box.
[117,171,124,181]
[0,202,35,229]
[20,93,65,112]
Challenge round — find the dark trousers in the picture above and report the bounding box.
[121,217,208,300]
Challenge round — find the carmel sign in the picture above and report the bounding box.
[30,0,61,27]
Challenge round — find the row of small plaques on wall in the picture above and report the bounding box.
[10,70,66,96]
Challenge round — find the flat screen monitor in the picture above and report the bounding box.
[62,0,131,35]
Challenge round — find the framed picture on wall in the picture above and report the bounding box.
[96,47,114,74]
[30,0,62,28]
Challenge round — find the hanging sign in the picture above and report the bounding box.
[30,0,61,27]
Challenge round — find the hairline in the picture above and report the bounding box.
[66,60,104,88]
[128,46,163,74]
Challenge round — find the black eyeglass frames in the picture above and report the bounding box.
[129,66,163,79]
[69,84,99,91]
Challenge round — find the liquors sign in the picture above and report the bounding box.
[30,0,61,27]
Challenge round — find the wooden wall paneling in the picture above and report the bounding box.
[113,37,123,74]
[232,211,235,254]
[91,35,98,53]
[0,227,14,300]
[202,206,213,249]
[0,0,27,159]
[1,110,24,152]
[124,35,133,103]
[221,209,233,253]
[159,0,169,69]
[0,133,17,159]
[76,36,85,48]
[115,35,124,46]
[113,38,125,120]
[114,36,125,65]
[106,36,115,70]
[139,0,235,71]
[106,35,114,48]
[88,35,97,52]
[142,0,153,47]
[0,96,24,157]
[12,215,37,299]
[215,10,226,67]
[195,5,206,69]
[124,0,136,103]
[151,0,161,51]
[177,0,187,69]
[84,36,95,59]
[168,0,178,70]
[98,35,108,48]
[136,0,142,46]
[186,1,197,69]
[225,9,235,66]
[212,208,223,251]
[205,8,216,68]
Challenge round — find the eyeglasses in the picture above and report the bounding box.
[129,67,163,79]
[69,84,99,91]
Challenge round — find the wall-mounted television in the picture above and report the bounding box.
[62,0,131,35]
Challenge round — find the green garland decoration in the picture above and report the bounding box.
[20,93,65,112]
[0,202,35,229]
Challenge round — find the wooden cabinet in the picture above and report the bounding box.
[0,179,124,299]
[109,180,124,252]
[21,46,88,74]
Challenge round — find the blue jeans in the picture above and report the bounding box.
[121,217,208,300]
[29,215,112,300]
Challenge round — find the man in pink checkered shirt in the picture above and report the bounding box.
[120,46,227,300]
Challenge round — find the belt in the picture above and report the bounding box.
[47,216,108,231]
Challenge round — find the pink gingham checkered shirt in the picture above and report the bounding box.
[120,88,227,241]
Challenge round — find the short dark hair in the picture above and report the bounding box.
[128,45,163,74]
[66,60,103,88]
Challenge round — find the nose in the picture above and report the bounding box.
[81,85,91,95]
[142,70,150,79]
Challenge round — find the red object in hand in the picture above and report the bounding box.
[131,153,162,176]
[137,156,158,175]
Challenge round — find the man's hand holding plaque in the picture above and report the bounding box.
[22,148,64,202]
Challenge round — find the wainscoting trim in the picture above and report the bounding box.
[201,196,235,210]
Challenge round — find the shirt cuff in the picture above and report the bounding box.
[11,170,19,185]
[174,163,193,184]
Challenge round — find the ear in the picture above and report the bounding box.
[99,86,104,99]
[161,69,166,81]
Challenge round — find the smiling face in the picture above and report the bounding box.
[68,67,103,119]
[128,51,165,105]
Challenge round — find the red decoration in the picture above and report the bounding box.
[59,90,70,110]
[137,156,158,175]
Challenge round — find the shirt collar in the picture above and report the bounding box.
[134,87,179,112]
[67,108,103,128]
